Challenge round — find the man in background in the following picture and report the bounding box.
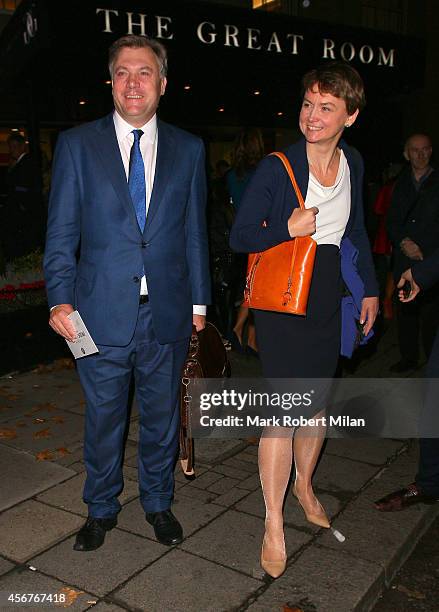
[1,133,43,260]
[375,247,439,510]
[387,134,439,373]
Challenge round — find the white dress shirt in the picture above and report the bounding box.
[113,111,206,316]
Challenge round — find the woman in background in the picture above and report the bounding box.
[227,128,265,355]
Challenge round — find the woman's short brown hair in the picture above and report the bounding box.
[302,62,366,115]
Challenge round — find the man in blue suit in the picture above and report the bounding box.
[375,247,439,511]
[44,35,211,551]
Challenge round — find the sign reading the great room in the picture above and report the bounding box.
[95,8,395,68]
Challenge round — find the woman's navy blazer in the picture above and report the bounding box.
[230,137,379,297]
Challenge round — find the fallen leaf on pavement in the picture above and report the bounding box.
[56,587,84,607]
[51,416,65,424]
[53,358,75,370]
[56,447,71,456]
[395,584,426,599]
[35,450,54,461]
[283,606,304,612]
[0,428,17,440]
[30,402,58,413]
[35,358,75,374]
[33,428,52,439]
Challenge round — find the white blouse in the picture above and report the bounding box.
[305,149,351,247]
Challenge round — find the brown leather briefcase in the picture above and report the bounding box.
[180,322,230,476]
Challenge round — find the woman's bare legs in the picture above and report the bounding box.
[247,318,258,352]
[233,306,258,352]
[293,411,329,527]
[258,428,292,576]
[232,305,249,346]
[258,413,328,577]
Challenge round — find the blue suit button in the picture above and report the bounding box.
[141,241,148,248]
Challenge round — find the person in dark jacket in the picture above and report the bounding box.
[374,247,439,510]
[387,134,439,372]
[1,133,44,260]
[230,62,378,578]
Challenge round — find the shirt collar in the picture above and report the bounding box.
[113,110,157,144]
[411,165,433,190]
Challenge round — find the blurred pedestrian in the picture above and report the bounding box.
[227,127,265,356]
[1,133,44,261]
[372,162,402,319]
[374,249,439,511]
[208,159,234,337]
[387,134,439,372]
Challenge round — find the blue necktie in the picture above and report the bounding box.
[128,129,146,232]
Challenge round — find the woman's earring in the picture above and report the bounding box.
[345,123,350,128]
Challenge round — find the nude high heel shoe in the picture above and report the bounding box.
[293,483,330,529]
[260,534,287,578]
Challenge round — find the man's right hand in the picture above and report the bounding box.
[400,238,423,261]
[288,207,319,238]
[49,304,76,341]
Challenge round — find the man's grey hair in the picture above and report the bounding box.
[108,35,168,78]
[404,133,432,152]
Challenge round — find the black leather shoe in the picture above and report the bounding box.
[374,483,438,512]
[389,359,418,373]
[73,516,117,551]
[145,510,183,546]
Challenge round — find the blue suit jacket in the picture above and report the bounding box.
[44,114,211,346]
[229,138,378,297]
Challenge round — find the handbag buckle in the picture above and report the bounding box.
[282,291,292,306]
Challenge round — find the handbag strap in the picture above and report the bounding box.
[270,152,305,210]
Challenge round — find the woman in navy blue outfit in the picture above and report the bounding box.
[230,63,379,578]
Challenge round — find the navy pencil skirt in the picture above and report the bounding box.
[253,244,342,379]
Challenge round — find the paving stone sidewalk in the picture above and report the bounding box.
[0,323,438,612]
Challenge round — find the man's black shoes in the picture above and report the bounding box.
[374,483,438,512]
[145,510,183,546]
[73,516,117,551]
[73,510,183,550]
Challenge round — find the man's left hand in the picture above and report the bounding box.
[360,296,379,336]
[193,314,206,331]
[397,268,420,303]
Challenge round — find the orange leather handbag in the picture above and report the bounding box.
[243,152,316,316]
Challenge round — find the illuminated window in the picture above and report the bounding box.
[0,0,22,11]
[253,0,279,9]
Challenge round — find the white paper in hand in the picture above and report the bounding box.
[66,311,99,359]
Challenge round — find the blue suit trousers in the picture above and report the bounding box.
[76,301,189,517]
